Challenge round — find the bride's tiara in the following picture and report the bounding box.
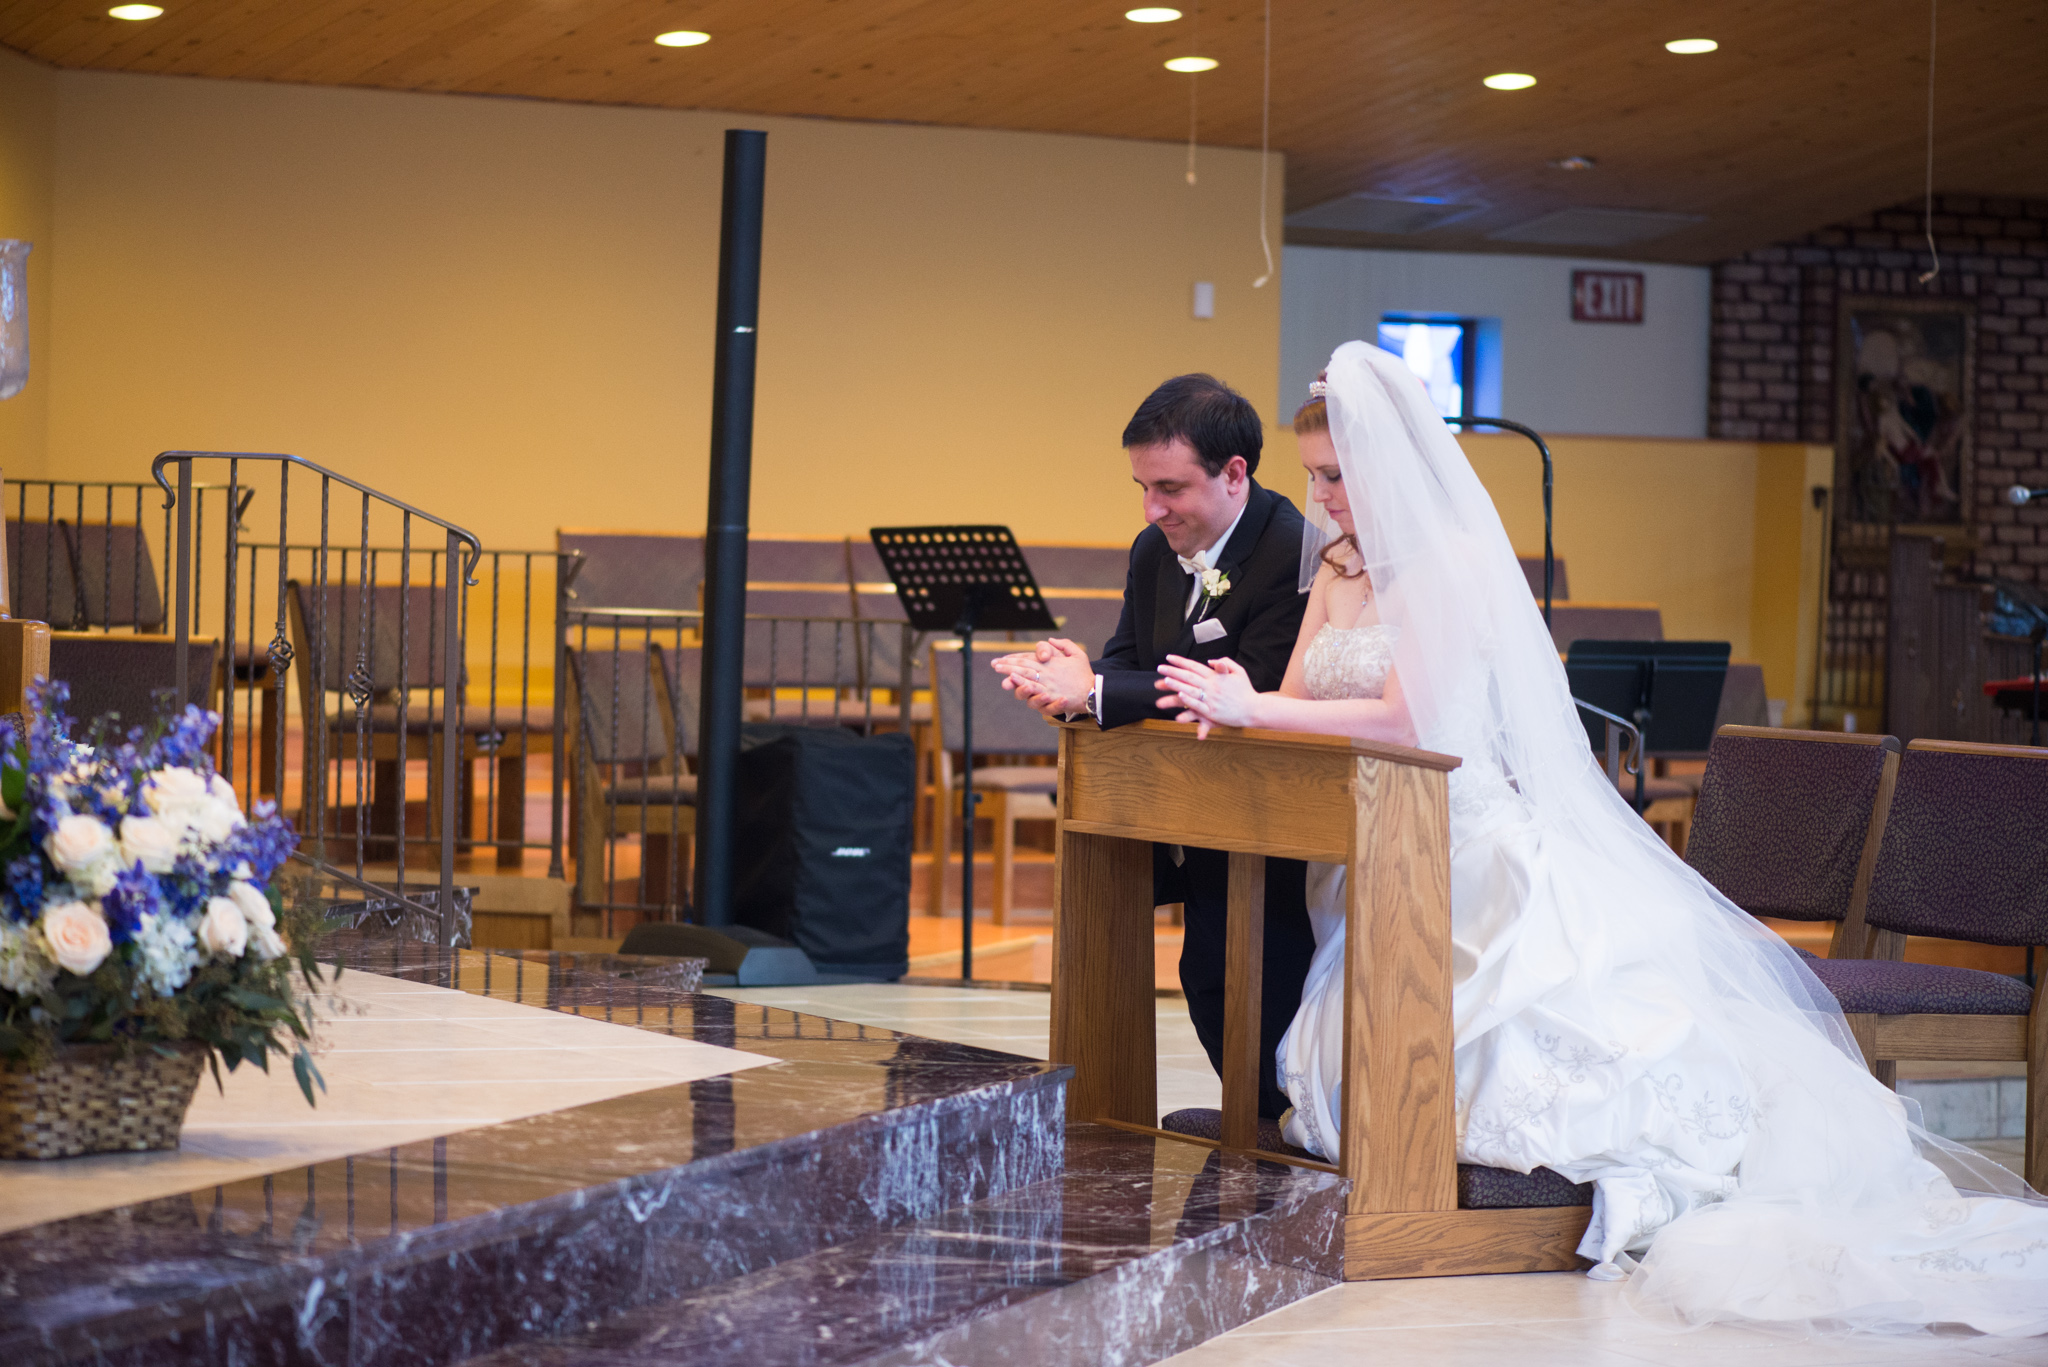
[1308,378,1328,399]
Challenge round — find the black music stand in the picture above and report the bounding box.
[869,526,1058,977]
[1566,640,1730,812]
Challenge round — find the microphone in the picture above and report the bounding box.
[2008,486,2048,507]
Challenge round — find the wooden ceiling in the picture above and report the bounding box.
[3,0,2044,263]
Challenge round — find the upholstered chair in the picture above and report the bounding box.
[1683,725,1902,954]
[285,581,551,866]
[1798,740,2048,1188]
[566,645,696,920]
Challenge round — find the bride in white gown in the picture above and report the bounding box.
[1156,341,2048,1336]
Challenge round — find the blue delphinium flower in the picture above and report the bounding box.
[1,856,42,926]
[101,862,164,945]
[215,804,299,886]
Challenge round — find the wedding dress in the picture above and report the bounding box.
[1275,342,2048,1336]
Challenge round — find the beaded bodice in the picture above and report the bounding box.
[1303,622,1396,701]
[1300,621,1520,828]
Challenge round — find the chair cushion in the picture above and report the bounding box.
[968,765,1058,793]
[603,774,698,805]
[1456,1163,1594,1210]
[1803,956,2035,1016]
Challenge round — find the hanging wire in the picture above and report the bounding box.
[1917,0,1941,286]
[1185,1,1200,185]
[1252,0,1274,287]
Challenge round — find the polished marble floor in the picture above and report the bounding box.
[713,983,2048,1366]
[0,962,771,1235]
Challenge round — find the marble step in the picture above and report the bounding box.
[0,947,1068,1367]
[457,1124,1343,1367]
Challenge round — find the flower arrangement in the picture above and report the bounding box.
[0,681,327,1105]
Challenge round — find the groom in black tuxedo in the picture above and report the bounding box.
[996,373,1315,1119]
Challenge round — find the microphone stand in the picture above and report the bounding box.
[1444,416,1554,626]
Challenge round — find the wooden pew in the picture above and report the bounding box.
[1048,717,1591,1279]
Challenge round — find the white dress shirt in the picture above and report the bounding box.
[1090,499,1249,723]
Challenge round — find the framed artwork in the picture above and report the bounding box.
[1836,295,1974,526]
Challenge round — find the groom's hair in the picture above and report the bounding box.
[1122,374,1263,477]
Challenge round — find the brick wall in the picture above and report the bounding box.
[1709,194,2048,582]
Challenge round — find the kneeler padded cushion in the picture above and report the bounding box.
[1159,1108,1593,1209]
[1455,1163,1594,1209]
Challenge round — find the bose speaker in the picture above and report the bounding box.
[732,723,914,980]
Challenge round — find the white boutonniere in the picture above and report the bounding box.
[1197,567,1232,613]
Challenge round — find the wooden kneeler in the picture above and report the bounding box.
[1048,719,1592,1279]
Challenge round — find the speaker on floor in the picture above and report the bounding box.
[617,921,818,987]
[733,723,913,981]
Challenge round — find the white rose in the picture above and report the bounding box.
[45,814,117,885]
[142,767,209,817]
[226,880,277,931]
[208,773,240,807]
[249,925,287,962]
[191,797,246,847]
[198,896,249,959]
[119,816,180,874]
[40,901,113,976]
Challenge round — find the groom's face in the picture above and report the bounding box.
[1128,438,1249,558]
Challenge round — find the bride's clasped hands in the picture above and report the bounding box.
[1156,654,1259,738]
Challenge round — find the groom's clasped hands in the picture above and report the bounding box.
[992,641,1256,739]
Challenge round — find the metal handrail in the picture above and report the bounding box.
[155,451,485,949]
[1574,696,1647,812]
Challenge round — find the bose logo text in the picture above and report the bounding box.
[831,846,871,858]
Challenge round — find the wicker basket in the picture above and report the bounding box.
[0,1042,209,1160]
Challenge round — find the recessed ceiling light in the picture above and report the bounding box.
[1665,38,1717,54]
[1548,155,1597,171]
[654,30,710,47]
[107,4,163,18]
[1483,72,1536,90]
[1164,55,1218,73]
[1125,7,1182,20]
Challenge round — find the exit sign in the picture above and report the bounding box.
[1572,270,1644,324]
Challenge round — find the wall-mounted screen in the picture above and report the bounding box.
[1377,316,1474,419]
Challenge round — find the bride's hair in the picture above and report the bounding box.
[1294,373,1366,582]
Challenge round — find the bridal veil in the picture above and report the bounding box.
[1311,340,2048,1335]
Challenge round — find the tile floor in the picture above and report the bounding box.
[1156,1273,2048,1366]
[1,966,771,1235]
[712,983,2048,1367]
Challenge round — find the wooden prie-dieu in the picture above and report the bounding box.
[1047,718,1593,1279]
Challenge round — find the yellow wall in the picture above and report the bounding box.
[1456,432,1833,719]
[0,46,53,485]
[40,70,1283,553]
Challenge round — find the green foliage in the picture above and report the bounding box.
[2,874,338,1106]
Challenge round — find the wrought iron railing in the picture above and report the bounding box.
[7,477,247,630]
[152,452,482,949]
